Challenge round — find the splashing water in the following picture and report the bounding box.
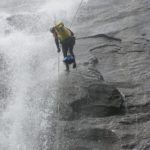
[0,0,86,149]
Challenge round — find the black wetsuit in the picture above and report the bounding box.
[61,35,75,58]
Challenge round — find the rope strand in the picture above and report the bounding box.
[58,53,60,74]
[70,0,84,28]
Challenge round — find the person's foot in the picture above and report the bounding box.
[65,69,70,72]
[73,63,76,69]
[66,63,69,71]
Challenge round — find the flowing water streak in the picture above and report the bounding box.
[0,0,84,149]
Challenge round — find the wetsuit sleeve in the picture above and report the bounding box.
[66,28,75,45]
[67,28,74,36]
[55,38,60,50]
[53,32,60,51]
[70,30,74,36]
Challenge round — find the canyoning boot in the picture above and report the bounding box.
[73,63,76,69]
[65,63,69,71]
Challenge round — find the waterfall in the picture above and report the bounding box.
[0,0,83,149]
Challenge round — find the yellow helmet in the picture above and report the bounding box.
[55,21,64,29]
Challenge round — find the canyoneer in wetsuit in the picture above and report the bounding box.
[50,21,76,71]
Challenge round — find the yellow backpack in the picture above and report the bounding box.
[55,22,71,42]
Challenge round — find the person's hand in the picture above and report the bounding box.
[57,48,61,53]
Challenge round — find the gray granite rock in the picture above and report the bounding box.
[55,0,150,149]
[0,54,10,113]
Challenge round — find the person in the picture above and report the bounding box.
[50,21,76,71]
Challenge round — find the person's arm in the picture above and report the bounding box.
[66,28,75,45]
[54,33,61,53]
[66,28,74,36]
[55,39,60,52]
[50,28,61,53]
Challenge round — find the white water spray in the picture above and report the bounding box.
[0,0,85,149]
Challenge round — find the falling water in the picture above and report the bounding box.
[0,0,84,149]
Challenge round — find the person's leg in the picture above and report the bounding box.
[62,43,69,71]
[62,44,67,58]
[68,39,76,68]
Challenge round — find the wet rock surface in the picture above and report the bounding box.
[55,0,150,149]
[0,54,10,113]
[57,66,124,121]
[56,67,124,150]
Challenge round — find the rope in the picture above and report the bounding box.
[70,0,84,28]
[58,53,60,74]
[53,0,84,75]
